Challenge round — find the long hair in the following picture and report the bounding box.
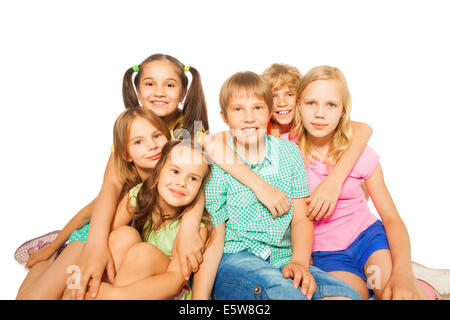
[122,53,209,138]
[296,65,353,168]
[131,140,213,242]
[112,107,171,194]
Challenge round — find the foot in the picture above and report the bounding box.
[412,262,450,300]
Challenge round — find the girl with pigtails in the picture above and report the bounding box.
[17,53,292,299]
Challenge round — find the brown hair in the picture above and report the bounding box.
[113,107,171,194]
[219,71,273,118]
[122,53,209,138]
[131,140,212,242]
[297,65,353,168]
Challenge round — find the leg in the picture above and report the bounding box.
[211,251,361,300]
[113,242,170,287]
[108,226,142,271]
[364,249,392,298]
[16,241,85,300]
[328,271,369,300]
[16,252,57,299]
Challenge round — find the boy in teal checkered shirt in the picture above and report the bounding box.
[192,71,360,300]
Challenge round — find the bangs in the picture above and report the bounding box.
[219,71,273,113]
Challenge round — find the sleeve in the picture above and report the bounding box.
[204,164,229,226]
[288,143,311,199]
[354,145,380,180]
[128,183,143,208]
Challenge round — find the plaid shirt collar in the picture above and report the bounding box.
[226,133,274,167]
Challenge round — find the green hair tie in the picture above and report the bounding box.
[132,65,140,73]
[184,65,190,72]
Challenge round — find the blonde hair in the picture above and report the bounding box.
[113,107,171,195]
[219,71,273,118]
[296,65,352,168]
[262,63,302,136]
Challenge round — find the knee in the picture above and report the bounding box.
[125,242,168,267]
[109,226,141,253]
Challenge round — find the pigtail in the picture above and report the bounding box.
[175,66,209,139]
[122,66,140,109]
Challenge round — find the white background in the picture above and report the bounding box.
[1,0,449,299]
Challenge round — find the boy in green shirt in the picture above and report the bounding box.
[192,71,360,300]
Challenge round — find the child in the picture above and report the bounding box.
[192,71,361,300]
[16,107,171,299]
[297,65,429,299]
[262,63,373,218]
[79,140,212,300]
[18,54,213,300]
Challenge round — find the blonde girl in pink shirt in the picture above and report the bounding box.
[296,65,431,300]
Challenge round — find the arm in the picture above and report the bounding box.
[192,223,225,300]
[171,190,206,279]
[203,131,290,218]
[281,197,316,300]
[75,153,124,299]
[111,193,133,230]
[26,199,95,268]
[308,121,372,221]
[364,164,422,299]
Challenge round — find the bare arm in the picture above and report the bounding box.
[365,164,422,299]
[308,121,372,220]
[281,197,316,299]
[192,223,225,300]
[75,153,124,299]
[203,131,291,218]
[290,198,314,267]
[26,199,95,268]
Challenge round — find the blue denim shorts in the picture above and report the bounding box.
[211,250,361,300]
[312,220,390,284]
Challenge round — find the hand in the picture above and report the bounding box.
[381,272,423,300]
[306,177,342,221]
[84,282,117,300]
[253,182,291,219]
[72,244,116,300]
[25,243,57,269]
[282,262,316,300]
[172,220,205,280]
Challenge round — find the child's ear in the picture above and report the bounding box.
[220,111,228,125]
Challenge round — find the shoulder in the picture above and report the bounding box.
[267,135,301,163]
[128,183,143,207]
[353,145,380,179]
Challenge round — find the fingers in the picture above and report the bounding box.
[88,273,101,300]
[187,253,199,274]
[314,202,331,221]
[179,254,191,281]
[323,201,336,219]
[106,260,116,284]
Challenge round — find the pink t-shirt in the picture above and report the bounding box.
[307,146,379,252]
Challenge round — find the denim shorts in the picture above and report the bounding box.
[312,220,390,285]
[211,250,361,300]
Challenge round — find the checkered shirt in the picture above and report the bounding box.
[204,134,310,267]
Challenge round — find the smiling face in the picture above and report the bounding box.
[128,117,169,172]
[299,79,344,142]
[271,85,297,131]
[221,95,271,150]
[157,144,209,208]
[136,59,185,118]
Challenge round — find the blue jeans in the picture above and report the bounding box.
[212,251,361,300]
